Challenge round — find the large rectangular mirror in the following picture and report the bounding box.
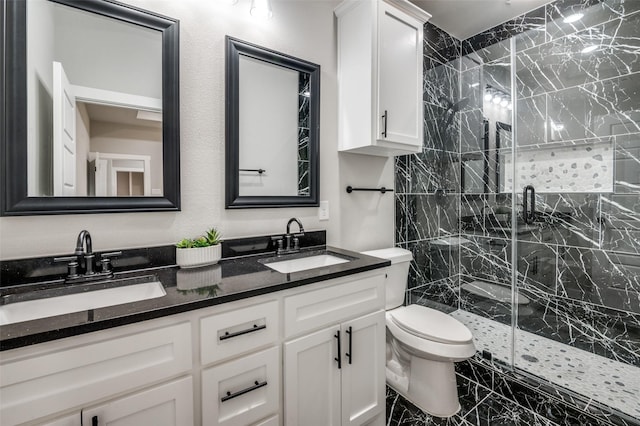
[1,0,180,215]
[225,36,320,208]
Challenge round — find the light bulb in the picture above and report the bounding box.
[492,96,502,105]
[581,45,598,54]
[563,13,584,24]
[507,103,513,110]
[484,93,493,101]
[250,0,273,19]
[500,99,509,107]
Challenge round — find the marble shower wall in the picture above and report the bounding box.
[395,21,463,312]
[394,0,640,423]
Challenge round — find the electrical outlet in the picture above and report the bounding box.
[318,201,329,220]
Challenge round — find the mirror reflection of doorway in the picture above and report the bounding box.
[116,171,144,196]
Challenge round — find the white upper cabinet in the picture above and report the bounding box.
[336,0,431,157]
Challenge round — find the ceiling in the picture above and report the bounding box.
[409,0,552,40]
[82,103,162,130]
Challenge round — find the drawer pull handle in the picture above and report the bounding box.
[219,324,266,341]
[92,416,99,426]
[334,330,341,369]
[345,326,352,364]
[221,380,268,402]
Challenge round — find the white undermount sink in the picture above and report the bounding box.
[264,254,350,274]
[0,280,166,326]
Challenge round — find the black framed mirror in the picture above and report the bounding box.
[1,0,180,215]
[225,36,320,209]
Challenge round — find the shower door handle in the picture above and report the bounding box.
[523,185,535,224]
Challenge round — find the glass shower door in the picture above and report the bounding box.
[456,35,516,368]
[511,2,640,418]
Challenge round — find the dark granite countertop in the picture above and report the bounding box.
[0,245,389,351]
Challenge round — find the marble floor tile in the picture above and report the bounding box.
[462,391,558,426]
[452,310,640,419]
[387,386,472,426]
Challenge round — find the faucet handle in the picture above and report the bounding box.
[99,251,122,274]
[270,235,284,254]
[100,251,122,258]
[53,255,80,278]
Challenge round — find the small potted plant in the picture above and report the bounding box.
[175,227,222,268]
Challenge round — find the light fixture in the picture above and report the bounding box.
[563,12,584,24]
[250,0,273,19]
[581,44,598,54]
[484,85,512,109]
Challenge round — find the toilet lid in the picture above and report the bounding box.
[389,305,472,344]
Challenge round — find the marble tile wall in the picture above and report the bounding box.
[297,72,310,195]
[393,0,640,423]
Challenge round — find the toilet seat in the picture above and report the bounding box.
[389,305,472,344]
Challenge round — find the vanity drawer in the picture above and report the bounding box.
[284,270,385,338]
[0,321,192,426]
[202,346,280,426]
[201,300,279,365]
[253,415,279,425]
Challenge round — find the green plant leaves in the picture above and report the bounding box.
[176,227,222,248]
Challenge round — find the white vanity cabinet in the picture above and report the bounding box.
[335,0,430,157]
[283,271,386,426]
[81,377,194,426]
[41,379,194,426]
[1,268,387,426]
[0,320,192,426]
[284,311,385,426]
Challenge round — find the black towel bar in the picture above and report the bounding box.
[346,186,393,194]
[239,168,266,175]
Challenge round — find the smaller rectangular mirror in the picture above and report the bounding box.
[225,36,320,208]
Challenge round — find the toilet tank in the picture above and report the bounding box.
[361,248,413,310]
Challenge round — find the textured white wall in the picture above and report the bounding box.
[0,0,394,260]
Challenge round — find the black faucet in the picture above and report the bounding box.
[272,218,305,255]
[286,218,305,235]
[54,230,121,283]
[75,230,95,275]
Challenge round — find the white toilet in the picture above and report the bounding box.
[362,247,476,418]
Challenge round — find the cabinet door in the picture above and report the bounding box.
[81,377,193,426]
[284,326,341,426]
[341,311,386,426]
[377,1,422,148]
[39,413,80,426]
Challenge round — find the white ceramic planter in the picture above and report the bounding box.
[176,244,221,269]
